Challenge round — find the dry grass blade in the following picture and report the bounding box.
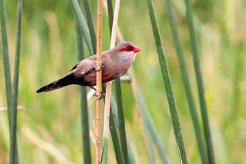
[22,128,73,164]
[103,0,120,131]
[102,0,121,163]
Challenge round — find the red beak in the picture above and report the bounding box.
[133,46,141,53]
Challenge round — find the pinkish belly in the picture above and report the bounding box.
[83,72,116,86]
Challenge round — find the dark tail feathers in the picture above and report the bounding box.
[36,73,76,93]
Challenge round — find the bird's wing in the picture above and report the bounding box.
[82,67,97,76]
[70,53,107,73]
[70,55,97,71]
[78,62,105,77]
[71,54,107,79]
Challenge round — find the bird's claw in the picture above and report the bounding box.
[95,64,104,72]
[93,91,105,100]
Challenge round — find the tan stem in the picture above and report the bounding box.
[103,0,121,136]
[96,0,103,163]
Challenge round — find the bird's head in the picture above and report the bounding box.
[109,41,141,62]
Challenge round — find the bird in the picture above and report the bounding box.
[36,41,140,93]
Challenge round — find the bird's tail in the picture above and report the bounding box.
[36,73,76,93]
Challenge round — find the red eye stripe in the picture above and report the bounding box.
[120,46,134,52]
[120,46,141,53]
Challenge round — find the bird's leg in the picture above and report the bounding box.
[89,86,105,100]
[95,93,103,100]
[95,64,104,72]
[93,64,105,100]
[95,91,105,100]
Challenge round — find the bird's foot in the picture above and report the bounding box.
[93,91,105,100]
[89,86,105,100]
[95,64,104,72]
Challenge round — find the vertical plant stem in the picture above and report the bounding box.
[102,0,120,162]
[101,137,108,164]
[230,49,244,119]
[106,0,128,162]
[82,0,96,53]
[0,0,19,163]
[127,142,137,164]
[104,0,120,126]
[183,0,215,163]
[106,0,114,32]
[10,0,22,163]
[130,68,170,164]
[111,97,138,164]
[76,19,92,164]
[165,0,208,163]
[71,0,93,54]
[140,112,156,164]
[109,108,124,164]
[0,0,13,125]
[72,0,93,164]
[110,92,137,163]
[96,0,103,163]
[146,0,188,163]
[115,79,128,163]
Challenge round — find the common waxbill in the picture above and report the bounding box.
[36,41,140,93]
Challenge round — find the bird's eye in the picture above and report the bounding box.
[126,46,133,51]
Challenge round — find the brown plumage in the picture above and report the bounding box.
[36,41,140,93]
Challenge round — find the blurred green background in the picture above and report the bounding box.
[1,0,246,163]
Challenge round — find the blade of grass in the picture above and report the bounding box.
[115,79,128,163]
[140,112,156,164]
[71,0,93,54]
[101,136,109,164]
[164,0,208,163]
[10,0,23,163]
[0,0,13,124]
[183,0,215,163]
[76,19,92,164]
[127,142,137,164]
[108,108,124,164]
[101,85,124,164]
[130,67,170,164]
[0,0,20,163]
[101,86,124,164]
[145,0,188,163]
[106,0,113,33]
[111,97,138,164]
[82,0,96,53]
